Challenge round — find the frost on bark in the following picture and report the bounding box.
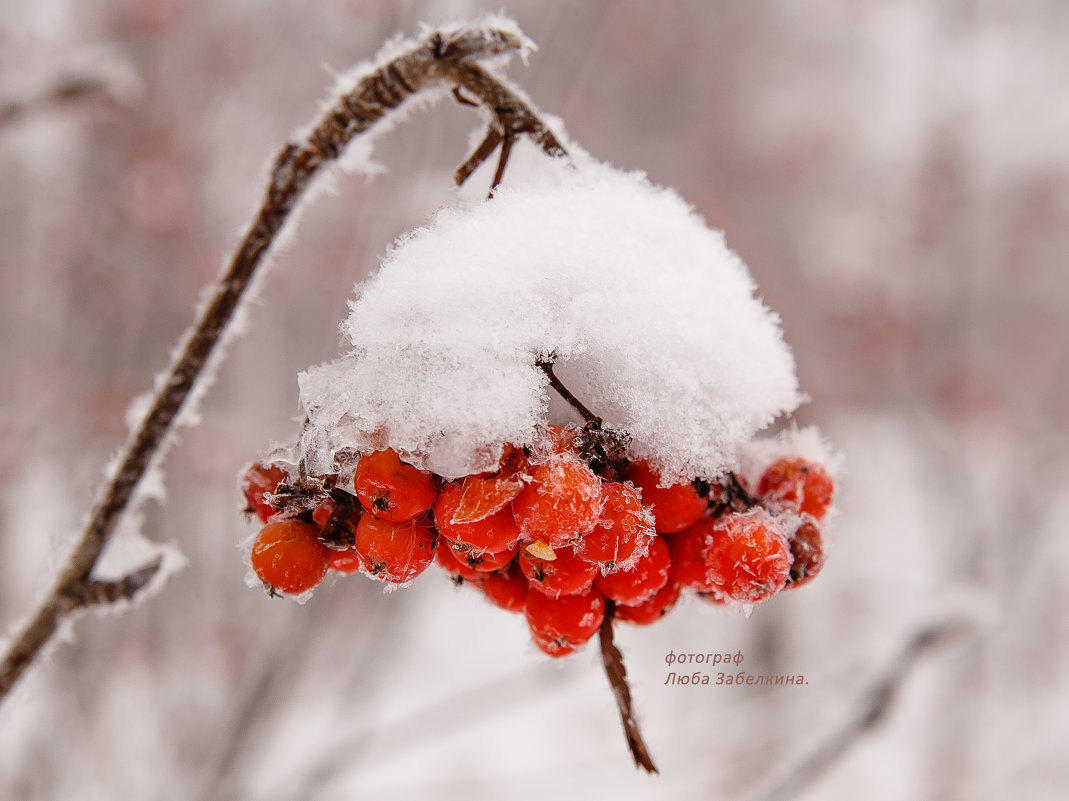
[0,20,562,703]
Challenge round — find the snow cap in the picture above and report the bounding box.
[298,159,801,481]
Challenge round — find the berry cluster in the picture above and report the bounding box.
[242,425,834,657]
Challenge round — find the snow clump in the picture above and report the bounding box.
[297,159,801,482]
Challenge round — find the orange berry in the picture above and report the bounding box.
[615,577,681,625]
[625,461,706,533]
[520,547,599,598]
[354,448,439,522]
[434,481,520,553]
[664,517,717,591]
[241,462,286,522]
[448,448,526,525]
[706,511,790,603]
[512,458,604,547]
[525,587,605,657]
[353,513,437,584]
[757,456,834,520]
[573,481,654,568]
[444,536,518,573]
[594,535,670,606]
[328,549,363,574]
[251,519,331,595]
[435,539,483,581]
[480,564,529,613]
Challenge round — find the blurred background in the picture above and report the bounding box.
[1,0,1067,798]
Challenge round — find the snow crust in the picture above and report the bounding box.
[298,159,801,481]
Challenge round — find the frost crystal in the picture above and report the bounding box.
[298,159,801,481]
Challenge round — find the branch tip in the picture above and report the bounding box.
[60,556,165,612]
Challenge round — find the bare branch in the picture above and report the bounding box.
[0,22,567,705]
[0,77,111,129]
[753,621,962,801]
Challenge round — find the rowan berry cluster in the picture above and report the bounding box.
[241,424,834,657]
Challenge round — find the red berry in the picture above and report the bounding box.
[444,536,518,573]
[471,543,518,572]
[595,535,671,606]
[525,587,605,657]
[785,520,825,588]
[353,513,437,584]
[354,448,439,522]
[757,457,834,520]
[329,549,363,574]
[625,461,706,534]
[573,482,654,569]
[480,564,529,613]
[447,448,526,525]
[241,463,287,522]
[435,539,483,581]
[706,511,790,603]
[615,577,681,625]
[520,547,598,598]
[435,481,520,553]
[665,517,717,591]
[251,519,331,595]
[512,458,604,547]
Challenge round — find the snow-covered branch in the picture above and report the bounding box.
[0,20,566,704]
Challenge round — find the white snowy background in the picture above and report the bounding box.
[1,1,1067,799]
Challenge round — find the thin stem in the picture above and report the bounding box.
[455,126,504,186]
[599,600,659,773]
[0,22,567,704]
[537,357,599,425]
[489,130,516,196]
[724,471,761,510]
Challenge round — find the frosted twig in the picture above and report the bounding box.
[0,22,566,704]
[600,600,659,773]
[58,558,164,612]
[754,622,961,801]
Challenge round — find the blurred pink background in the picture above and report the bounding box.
[2,1,1067,799]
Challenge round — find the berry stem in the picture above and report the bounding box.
[537,357,600,425]
[0,22,567,705]
[713,471,760,514]
[599,600,659,774]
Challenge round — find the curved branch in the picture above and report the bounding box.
[0,23,567,703]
